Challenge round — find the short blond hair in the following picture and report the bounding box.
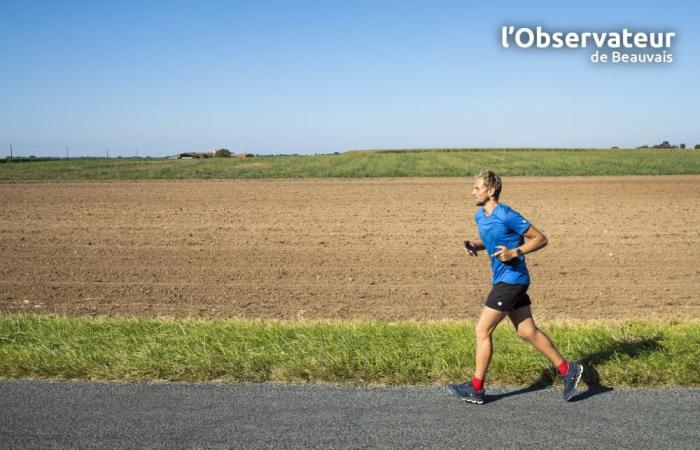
[475,170,502,199]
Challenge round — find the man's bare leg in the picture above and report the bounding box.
[508,305,564,366]
[473,306,509,380]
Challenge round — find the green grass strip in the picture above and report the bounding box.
[1,316,698,387]
[1,149,699,180]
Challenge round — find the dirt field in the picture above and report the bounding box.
[1,177,699,322]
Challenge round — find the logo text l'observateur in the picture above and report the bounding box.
[501,26,675,64]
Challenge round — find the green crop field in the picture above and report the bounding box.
[1,148,699,180]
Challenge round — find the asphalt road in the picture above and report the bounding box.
[1,380,698,449]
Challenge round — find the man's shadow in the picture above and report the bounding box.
[486,335,664,403]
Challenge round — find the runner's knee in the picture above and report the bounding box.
[517,324,537,341]
[475,323,493,340]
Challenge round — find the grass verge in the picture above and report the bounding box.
[1,315,698,387]
[1,149,699,180]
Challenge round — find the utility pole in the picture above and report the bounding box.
[9,144,12,159]
[66,145,69,158]
[106,147,109,158]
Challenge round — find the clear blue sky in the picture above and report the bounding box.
[1,0,698,157]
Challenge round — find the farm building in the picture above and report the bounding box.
[175,152,212,159]
[169,150,255,159]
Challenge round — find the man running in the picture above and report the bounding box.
[447,170,583,404]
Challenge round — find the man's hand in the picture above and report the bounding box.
[491,245,519,262]
[464,240,479,257]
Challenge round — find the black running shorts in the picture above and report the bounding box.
[485,282,531,312]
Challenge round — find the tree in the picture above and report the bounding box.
[214,149,232,158]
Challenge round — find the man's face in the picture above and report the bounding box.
[472,177,492,206]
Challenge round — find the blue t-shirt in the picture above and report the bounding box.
[474,203,532,285]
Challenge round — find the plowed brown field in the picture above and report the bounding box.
[1,177,699,321]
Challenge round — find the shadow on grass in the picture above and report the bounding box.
[486,335,665,403]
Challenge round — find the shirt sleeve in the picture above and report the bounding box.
[504,207,531,236]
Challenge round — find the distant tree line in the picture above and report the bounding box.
[636,140,698,149]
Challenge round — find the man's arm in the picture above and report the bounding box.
[464,238,485,256]
[492,225,548,262]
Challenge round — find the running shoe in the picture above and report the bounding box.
[563,363,583,401]
[447,382,485,404]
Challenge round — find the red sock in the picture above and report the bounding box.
[471,377,484,392]
[557,361,569,376]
